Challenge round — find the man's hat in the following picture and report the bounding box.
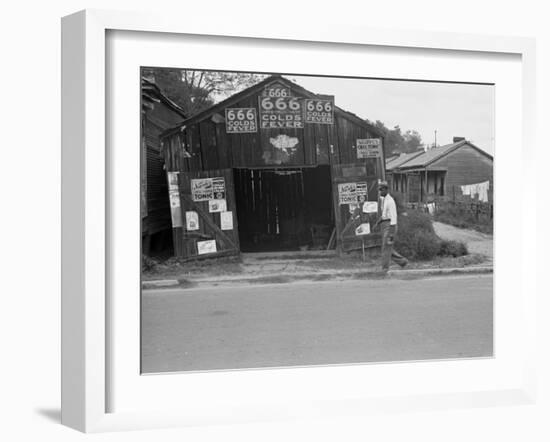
[378,180,389,189]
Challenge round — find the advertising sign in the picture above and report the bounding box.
[355,223,371,236]
[357,138,382,159]
[225,108,257,133]
[191,178,213,201]
[168,190,183,227]
[197,239,217,255]
[220,211,233,230]
[191,177,225,202]
[262,84,291,98]
[167,171,179,191]
[363,201,379,213]
[304,98,334,124]
[185,211,199,231]
[356,182,368,203]
[208,199,227,213]
[259,95,303,129]
[338,182,357,205]
[211,177,226,199]
[338,182,368,205]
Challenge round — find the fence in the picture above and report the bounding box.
[395,185,493,234]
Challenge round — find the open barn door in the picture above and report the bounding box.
[171,168,240,260]
[331,163,382,253]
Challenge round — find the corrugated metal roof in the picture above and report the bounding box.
[400,141,465,168]
[386,150,425,170]
[141,77,186,117]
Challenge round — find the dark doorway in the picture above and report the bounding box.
[234,166,334,252]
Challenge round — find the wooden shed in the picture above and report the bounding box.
[159,75,386,260]
[141,78,186,255]
[386,138,493,203]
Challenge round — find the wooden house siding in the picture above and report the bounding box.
[141,79,186,244]
[427,143,493,195]
[386,141,493,203]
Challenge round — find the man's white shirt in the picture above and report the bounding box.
[380,194,398,226]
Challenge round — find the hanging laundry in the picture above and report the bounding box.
[460,181,490,202]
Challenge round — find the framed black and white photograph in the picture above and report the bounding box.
[60,9,539,434]
[139,67,495,374]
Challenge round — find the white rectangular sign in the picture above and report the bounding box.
[304,98,334,124]
[363,201,378,213]
[220,211,234,230]
[191,177,225,201]
[357,138,382,159]
[209,199,227,213]
[355,223,371,236]
[197,239,217,255]
[185,211,199,231]
[225,108,257,133]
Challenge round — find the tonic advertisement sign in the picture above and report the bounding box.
[338,182,368,205]
[191,177,225,202]
[191,178,213,202]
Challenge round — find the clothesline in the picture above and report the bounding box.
[460,181,490,202]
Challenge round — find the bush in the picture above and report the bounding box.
[394,210,442,260]
[439,239,468,257]
[433,203,493,234]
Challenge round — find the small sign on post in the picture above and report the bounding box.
[355,223,371,262]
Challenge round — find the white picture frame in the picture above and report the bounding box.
[61,9,537,433]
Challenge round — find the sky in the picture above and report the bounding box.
[283,74,495,155]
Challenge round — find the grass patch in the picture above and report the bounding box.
[142,254,245,279]
[434,206,493,234]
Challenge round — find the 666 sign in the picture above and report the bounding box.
[304,99,334,124]
[259,95,303,129]
[225,108,258,133]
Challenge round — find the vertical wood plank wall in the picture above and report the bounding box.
[160,80,386,258]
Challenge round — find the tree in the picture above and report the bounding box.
[402,130,423,153]
[142,68,267,117]
[366,119,424,155]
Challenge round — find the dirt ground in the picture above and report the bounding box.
[142,221,493,282]
[433,221,494,262]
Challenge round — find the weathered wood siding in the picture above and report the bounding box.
[161,85,382,173]
[142,101,185,237]
[427,144,493,196]
[160,78,386,257]
[331,164,382,252]
[173,168,240,260]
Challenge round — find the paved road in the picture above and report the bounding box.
[141,275,493,374]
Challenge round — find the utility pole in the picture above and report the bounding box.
[434,130,437,149]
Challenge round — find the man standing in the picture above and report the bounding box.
[375,181,408,272]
